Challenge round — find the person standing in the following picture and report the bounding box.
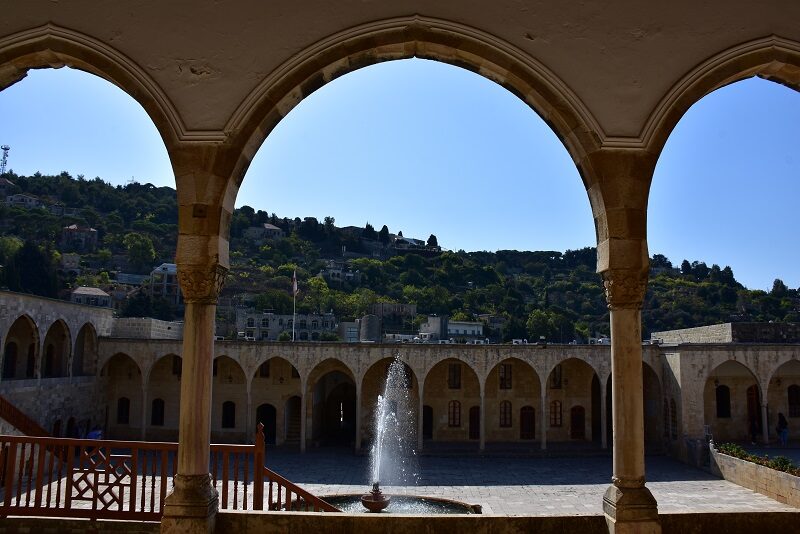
[777,413,789,447]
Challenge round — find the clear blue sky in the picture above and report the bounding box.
[0,62,798,291]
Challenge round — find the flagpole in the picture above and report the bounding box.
[292,270,297,342]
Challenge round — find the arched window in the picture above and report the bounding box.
[549,400,562,427]
[117,397,130,425]
[259,361,270,378]
[670,398,678,439]
[663,398,670,438]
[499,401,512,427]
[222,401,236,429]
[550,364,563,389]
[151,398,165,426]
[448,363,461,389]
[448,400,461,427]
[715,385,731,418]
[788,385,800,418]
[499,363,512,389]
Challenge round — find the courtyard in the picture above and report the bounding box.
[263,448,796,516]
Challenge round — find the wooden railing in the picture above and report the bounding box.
[0,395,49,437]
[0,424,339,520]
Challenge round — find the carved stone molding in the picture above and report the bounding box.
[602,269,647,310]
[177,263,228,304]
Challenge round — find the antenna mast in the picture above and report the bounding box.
[0,145,9,174]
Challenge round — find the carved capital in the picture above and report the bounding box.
[177,263,228,304]
[602,269,647,310]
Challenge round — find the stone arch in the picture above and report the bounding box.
[544,357,598,443]
[2,314,39,380]
[250,356,302,446]
[223,15,601,214]
[422,357,481,443]
[306,359,357,447]
[73,322,98,377]
[704,360,761,443]
[360,358,419,450]
[42,319,71,379]
[642,361,663,448]
[767,359,800,442]
[0,23,192,148]
[644,36,800,158]
[211,355,247,442]
[145,353,181,441]
[485,358,541,442]
[101,352,143,440]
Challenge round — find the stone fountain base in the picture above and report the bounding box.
[361,483,391,513]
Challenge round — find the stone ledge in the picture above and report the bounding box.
[710,443,800,508]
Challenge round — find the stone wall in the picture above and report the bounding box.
[111,318,184,339]
[710,443,800,506]
[652,324,733,344]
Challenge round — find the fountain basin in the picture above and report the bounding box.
[322,494,481,514]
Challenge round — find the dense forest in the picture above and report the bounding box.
[1,171,798,340]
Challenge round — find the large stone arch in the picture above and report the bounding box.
[704,359,761,443]
[484,357,540,442]
[305,358,357,447]
[2,314,39,380]
[643,36,800,158]
[42,319,71,379]
[222,15,602,214]
[72,322,98,377]
[101,352,143,440]
[0,23,191,148]
[767,358,800,443]
[422,357,481,443]
[544,357,598,443]
[360,357,419,450]
[250,356,302,446]
[146,353,182,441]
[211,355,247,442]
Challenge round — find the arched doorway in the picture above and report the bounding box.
[545,358,598,444]
[485,358,540,443]
[100,353,142,440]
[642,362,663,449]
[704,360,760,442]
[468,406,480,440]
[145,354,181,441]
[285,396,301,447]
[422,358,480,444]
[768,359,800,444]
[307,360,357,447]
[256,404,277,445]
[520,406,535,440]
[570,406,586,439]
[42,320,71,379]
[360,358,418,450]
[73,323,98,377]
[2,315,38,380]
[422,405,433,440]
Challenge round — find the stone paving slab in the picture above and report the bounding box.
[265,449,799,516]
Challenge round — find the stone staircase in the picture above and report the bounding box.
[0,394,49,437]
[284,411,301,446]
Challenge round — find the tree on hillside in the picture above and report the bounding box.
[379,225,390,244]
[363,222,377,240]
[123,232,156,272]
[427,234,438,247]
[5,241,59,297]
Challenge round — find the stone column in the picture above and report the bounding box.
[245,382,253,444]
[354,380,362,453]
[479,389,486,451]
[417,387,424,451]
[141,384,148,441]
[161,261,226,534]
[761,401,769,445]
[540,390,547,450]
[602,269,661,534]
[300,378,307,453]
[600,377,608,450]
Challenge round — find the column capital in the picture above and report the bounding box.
[177,261,228,305]
[602,268,647,310]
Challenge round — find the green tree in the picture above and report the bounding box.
[427,234,438,247]
[304,276,331,313]
[123,232,156,272]
[363,222,377,240]
[6,241,59,297]
[378,225,390,244]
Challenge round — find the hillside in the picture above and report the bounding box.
[1,171,798,339]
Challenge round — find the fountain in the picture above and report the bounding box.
[328,357,478,514]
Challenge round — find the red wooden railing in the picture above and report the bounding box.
[0,424,339,520]
[0,395,49,437]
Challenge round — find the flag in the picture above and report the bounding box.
[292,270,298,297]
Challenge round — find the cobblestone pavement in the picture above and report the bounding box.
[264,448,799,516]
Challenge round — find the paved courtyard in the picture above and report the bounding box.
[264,448,799,515]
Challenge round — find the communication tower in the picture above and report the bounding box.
[0,145,9,175]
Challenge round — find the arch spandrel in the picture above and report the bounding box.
[222,15,603,217]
